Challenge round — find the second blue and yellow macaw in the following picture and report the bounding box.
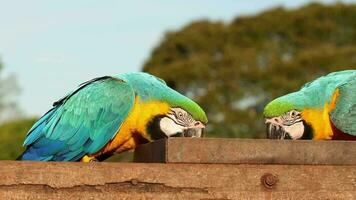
[18,72,207,162]
[264,70,356,140]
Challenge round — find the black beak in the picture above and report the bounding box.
[171,128,204,138]
[183,128,201,137]
[266,123,291,140]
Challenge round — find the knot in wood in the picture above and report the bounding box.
[261,173,278,189]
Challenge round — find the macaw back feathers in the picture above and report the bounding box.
[20,72,207,161]
[52,76,114,107]
[22,77,134,161]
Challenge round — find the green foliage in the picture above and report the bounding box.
[0,118,37,160]
[0,57,25,160]
[143,3,356,138]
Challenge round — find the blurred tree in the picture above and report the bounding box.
[0,118,37,160]
[0,58,22,122]
[0,57,29,160]
[143,3,356,138]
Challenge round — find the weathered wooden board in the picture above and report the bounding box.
[0,161,355,200]
[134,138,356,165]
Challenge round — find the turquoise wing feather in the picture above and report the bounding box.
[21,77,135,161]
[330,74,356,136]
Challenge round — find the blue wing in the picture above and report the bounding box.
[21,76,135,161]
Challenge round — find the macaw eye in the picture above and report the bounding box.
[290,111,297,118]
[177,111,183,118]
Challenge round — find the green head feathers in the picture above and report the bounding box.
[264,70,356,118]
[117,72,208,123]
[263,96,298,118]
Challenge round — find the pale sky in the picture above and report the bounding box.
[0,0,354,116]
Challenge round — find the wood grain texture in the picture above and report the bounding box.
[0,161,355,199]
[134,138,356,165]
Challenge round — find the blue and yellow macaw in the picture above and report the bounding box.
[18,72,207,162]
[264,70,356,140]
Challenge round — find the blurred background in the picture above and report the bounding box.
[0,0,355,160]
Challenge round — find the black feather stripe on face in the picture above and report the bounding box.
[301,121,313,139]
[147,115,168,140]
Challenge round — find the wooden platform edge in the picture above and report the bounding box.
[0,161,355,200]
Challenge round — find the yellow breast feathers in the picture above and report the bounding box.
[301,89,340,140]
[98,97,171,155]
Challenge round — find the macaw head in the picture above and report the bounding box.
[263,81,322,140]
[263,97,311,140]
[148,84,208,139]
[153,107,207,139]
[145,94,208,140]
[119,72,208,140]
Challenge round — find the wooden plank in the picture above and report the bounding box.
[134,138,356,165]
[0,161,355,199]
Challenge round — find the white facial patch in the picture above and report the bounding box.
[265,110,304,140]
[159,117,186,137]
[283,121,304,140]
